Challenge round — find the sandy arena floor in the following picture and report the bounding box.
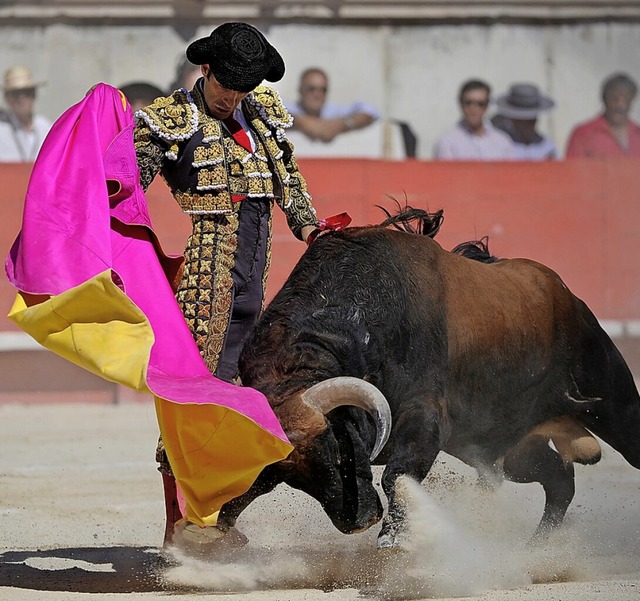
[0,402,639,601]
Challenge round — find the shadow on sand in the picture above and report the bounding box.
[0,546,176,593]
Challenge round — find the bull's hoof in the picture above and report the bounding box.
[377,532,401,550]
[528,513,564,547]
[528,523,554,547]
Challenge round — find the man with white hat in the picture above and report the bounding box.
[491,83,557,160]
[0,66,52,162]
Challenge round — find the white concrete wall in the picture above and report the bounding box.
[1,22,639,158]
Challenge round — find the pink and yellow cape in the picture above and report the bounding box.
[5,83,292,527]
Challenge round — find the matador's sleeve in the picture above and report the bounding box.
[280,136,318,240]
[133,117,166,192]
[249,86,318,240]
[132,89,198,192]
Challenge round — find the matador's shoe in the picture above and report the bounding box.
[172,519,249,557]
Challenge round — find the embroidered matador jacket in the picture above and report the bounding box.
[134,83,318,374]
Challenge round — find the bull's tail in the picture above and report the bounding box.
[570,303,640,470]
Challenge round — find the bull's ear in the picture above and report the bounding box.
[302,377,392,461]
[278,400,330,449]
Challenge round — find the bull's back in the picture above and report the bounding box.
[442,254,574,364]
[285,227,577,375]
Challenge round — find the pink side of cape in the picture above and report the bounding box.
[5,83,288,442]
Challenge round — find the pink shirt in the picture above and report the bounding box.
[565,114,640,158]
[434,121,515,160]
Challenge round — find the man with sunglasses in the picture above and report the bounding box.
[0,66,52,162]
[287,67,380,143]
[434,78,514,160]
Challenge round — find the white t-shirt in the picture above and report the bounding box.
[0,113,52,162]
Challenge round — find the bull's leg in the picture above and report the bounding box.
[216,465,280,532]
[502,434,575,541]
[378,404,442,550]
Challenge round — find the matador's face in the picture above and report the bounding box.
[201,65,249,120]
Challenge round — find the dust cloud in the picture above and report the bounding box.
[161,450,640,599]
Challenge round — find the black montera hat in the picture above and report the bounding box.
[186,22,285,93]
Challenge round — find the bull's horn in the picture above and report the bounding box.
[301,377,392,461]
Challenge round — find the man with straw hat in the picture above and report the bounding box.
[0,66,52,162]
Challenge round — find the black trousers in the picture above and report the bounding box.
[214,199,270,382]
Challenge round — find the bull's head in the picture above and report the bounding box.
[277,377,392,534]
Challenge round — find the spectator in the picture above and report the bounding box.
[119,81,164,112]
[434,79,514,160]
[0,66,52,162]
[286,67,380,143]
[566,72,640,158]
[168,57,201,93]
[491,83,557,160]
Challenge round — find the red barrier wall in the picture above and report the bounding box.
[1,159,639,331]
[273,158,640,323]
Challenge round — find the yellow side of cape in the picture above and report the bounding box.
[8,269,291,526]
[8,270,153,391]
[155,397,292,527]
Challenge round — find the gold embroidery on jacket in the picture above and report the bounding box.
[174,190,234,214]
[135,90,198,143]
[154,86,316,377]
[176,213,239,373]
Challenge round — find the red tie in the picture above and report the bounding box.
[223,116,253,153]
